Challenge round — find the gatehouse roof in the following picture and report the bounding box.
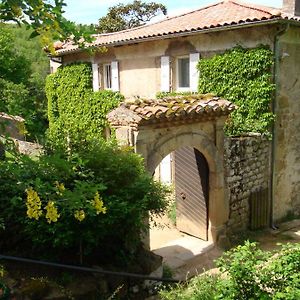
[107,94,236,128]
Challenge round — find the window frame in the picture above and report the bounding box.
[176,56,190,92]
[103,63,112,90]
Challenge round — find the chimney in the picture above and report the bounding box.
[283,0,300,16]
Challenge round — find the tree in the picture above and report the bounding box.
[0,24,49,140]
[0,0,92,49]
[97,0,167,33]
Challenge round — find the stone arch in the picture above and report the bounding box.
[107,95,236,245]
[136,129,228,243]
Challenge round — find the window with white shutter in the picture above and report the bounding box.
[176,53,200,92]
[161,56,170,92]
[103,63,112,89]
[111,61,119,91]
[92,63,99,92]
[189,53,200,92]
[177,56,190,91]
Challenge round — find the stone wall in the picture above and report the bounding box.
[0,113,25,140]
[224,135,271,233]
[273,26,300,221]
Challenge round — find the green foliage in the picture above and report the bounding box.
[216,241,270,299]
[160,242,300,300]
[167,196,176,225]
[0,140,168,263]
[76,23,97,35]
[0,25,30,84]
[0,0,94,50]
[198,46,275,136]
[46,63,123,150]
[160,274,221,300]
[97,0,167,33]
[156,91,196,99]
[0,24,49,140]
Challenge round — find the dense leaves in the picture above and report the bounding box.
[46,63,123,150]
[0,0,93,49]
[0,24,48,140]
[97,0,167,33]
[0,141,168,263]
[160,242,300,300]
[198,46,275,136]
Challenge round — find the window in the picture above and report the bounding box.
[177,57,190,90]
[103,64,112,89]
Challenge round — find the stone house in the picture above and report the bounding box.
[50,0,300,244]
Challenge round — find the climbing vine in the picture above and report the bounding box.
[198,46,275,136]
[45,63,123,149]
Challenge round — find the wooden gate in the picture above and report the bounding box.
[174,146,209,240]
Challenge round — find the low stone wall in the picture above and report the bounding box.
[224,135,271,233]
[0,112,25,140]
[14,140,44,157]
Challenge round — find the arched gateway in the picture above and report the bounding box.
[108,94,236,247]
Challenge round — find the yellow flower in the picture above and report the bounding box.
[45,201,60,224]
[91,192,107,215]
[74,210,85,222]
[25,187,43,220]
[55,181,65,194]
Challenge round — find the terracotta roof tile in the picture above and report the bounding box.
[55,0,299,55]
[107,94,236,128]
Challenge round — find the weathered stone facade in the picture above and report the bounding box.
[108,96,234,244]
[273,26,300,221]
[224,135,271,233]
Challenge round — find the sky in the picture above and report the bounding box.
[63,0,283,25]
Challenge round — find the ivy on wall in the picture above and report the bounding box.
[197,46,275,136]
[45,63,123,148]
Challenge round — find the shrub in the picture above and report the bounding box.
[0,141,168,264]
[160,242,300,300]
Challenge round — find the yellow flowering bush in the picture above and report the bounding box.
[0,141,168,263]
[25,187,43,220]
[25,184,107,225]
[45,201,60,223]
[55,181,65,194]
[91,192,107,215]
[74,210,86,222]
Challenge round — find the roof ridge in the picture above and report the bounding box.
[91,0,280,40]
[93,1,223,38]
[228,0,280,16]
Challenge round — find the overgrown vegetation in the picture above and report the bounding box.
[0,141,167,264]
[46,63,123,149]
[160,241,300,299]
[156,91,196,99]
[0,23,49,140]
[0,61,169,266]
[0,0,95,50]
[198,46,275,136]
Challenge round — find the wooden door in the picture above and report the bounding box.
[174,146,209,240]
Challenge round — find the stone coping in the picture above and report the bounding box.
[107,94,236,127]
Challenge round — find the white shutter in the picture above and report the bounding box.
[189,53,200,92]
[161,56,170,92]
[92,63,99,92]
[111,61,119,91]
